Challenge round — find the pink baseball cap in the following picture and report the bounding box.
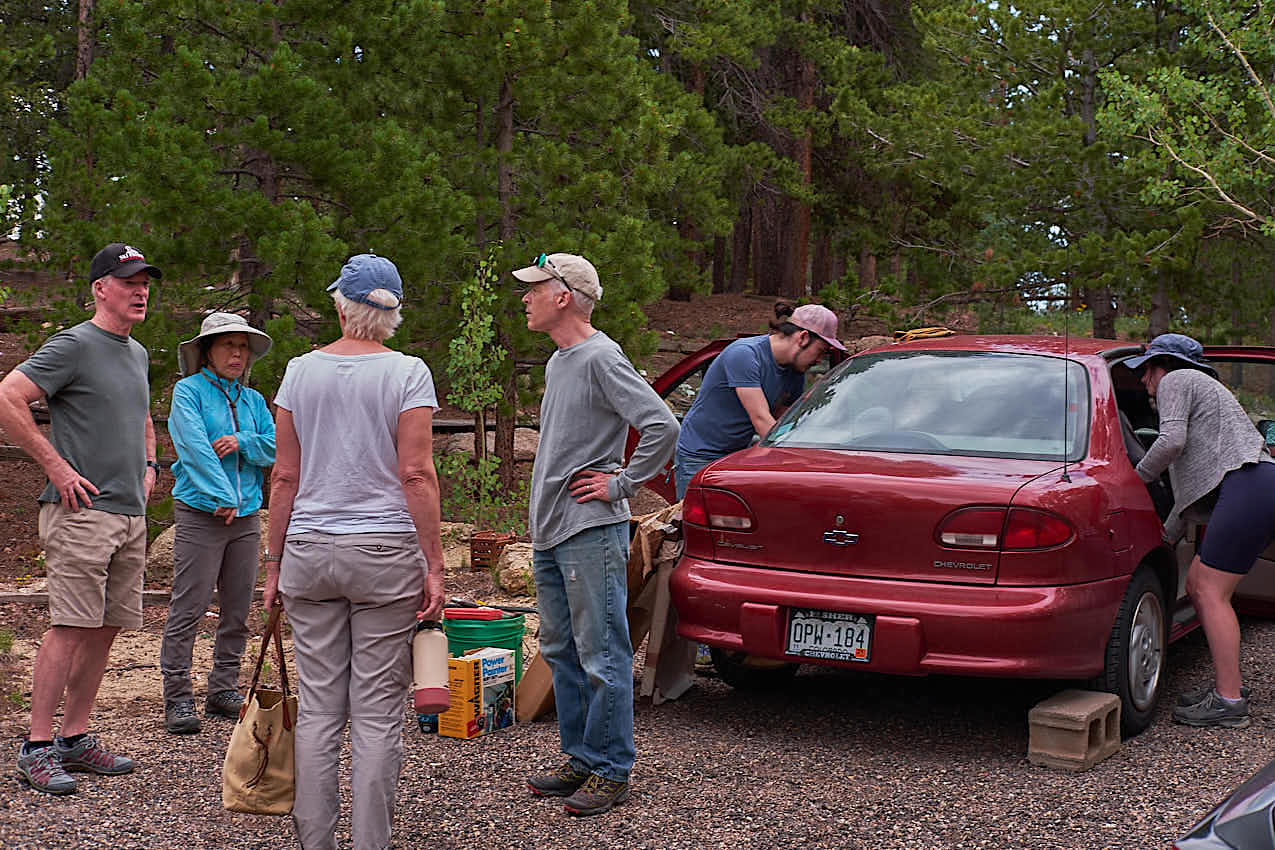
[789,304,845,351]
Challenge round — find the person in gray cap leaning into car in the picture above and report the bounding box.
[674,301,844,499]
[160,312,275,734]
[1125,332,1275,729]
[515,252,678,816]
[0,243,160,794]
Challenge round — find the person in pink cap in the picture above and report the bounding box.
[674,302,844,499]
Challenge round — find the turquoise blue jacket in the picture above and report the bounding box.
[169,369,275,515]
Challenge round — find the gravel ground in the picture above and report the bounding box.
[3,619,1274,849]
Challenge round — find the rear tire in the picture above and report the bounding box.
[1089,566,1166,737]
[711,648,799,691]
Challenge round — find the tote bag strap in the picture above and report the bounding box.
[243,604,294,730]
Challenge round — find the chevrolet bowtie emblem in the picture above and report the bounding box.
[823,530,859,546]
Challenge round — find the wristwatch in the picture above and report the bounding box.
[145,460,161,475]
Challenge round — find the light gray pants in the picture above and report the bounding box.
[281,530,425,850]
[160,503,259,706]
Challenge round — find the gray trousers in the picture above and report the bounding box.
[160,503,259,706]
[281,530,424,850]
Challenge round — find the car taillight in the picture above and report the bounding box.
[1003,508,1074,549]
[682,487,755,531]
[937,507,1074,550]
[936,508,1006,549]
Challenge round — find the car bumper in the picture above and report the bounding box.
[670,557,1130,678]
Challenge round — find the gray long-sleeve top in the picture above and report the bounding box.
[529,331,680,550]
[1134,367,1271,542]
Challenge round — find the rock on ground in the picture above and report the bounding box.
[495,543,534,596]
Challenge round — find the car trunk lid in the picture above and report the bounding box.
[691,446,1065,584]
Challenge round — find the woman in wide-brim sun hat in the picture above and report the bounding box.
[1126,332,1275,730]
[159,312,275,735]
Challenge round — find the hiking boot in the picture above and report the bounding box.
[563,772,630,816]
[528,761,590,798]
[17,743,76,795]
[1178,683,1251,707]
[1172,689,1251,729]
[55,735,135,775]
[165,700,202,734]
[205,689,244,719]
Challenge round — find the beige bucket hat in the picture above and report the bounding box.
[177,312,273,378]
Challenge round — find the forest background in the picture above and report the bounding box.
[4,0,1275,501]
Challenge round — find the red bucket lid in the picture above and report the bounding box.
[443,607,504,620]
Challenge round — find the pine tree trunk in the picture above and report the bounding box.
[786,40,815,299]
[494,76,516,492]
[712,236,726,294]
[1149,279,1170,337]
[1088,285,1116,339]
[859,246,877,291]
[75,0,94,80]
[728,204,751,293]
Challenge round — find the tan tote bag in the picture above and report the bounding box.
[222,604,298,815]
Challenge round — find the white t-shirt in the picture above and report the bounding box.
[273,350,438,534]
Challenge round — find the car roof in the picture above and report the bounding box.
[861,334,1141,361]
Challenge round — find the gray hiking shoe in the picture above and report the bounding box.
[55,735,136,775]
[205,689,244,719]
[563,772,630,816]
[1172,689,1251,728]
[528,761,590,798]
[17,743,76,795]
[1178,682,1251,707]
[165,699,202,734]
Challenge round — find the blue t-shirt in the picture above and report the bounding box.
[676,335,804,460]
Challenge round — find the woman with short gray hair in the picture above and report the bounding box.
[263,254,445,850]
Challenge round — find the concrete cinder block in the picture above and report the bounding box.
[1028,689,1121,772]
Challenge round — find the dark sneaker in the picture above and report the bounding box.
[17,744,76,795]
[528,761,590,798]
[1172,689,1251,729]
[165,700,202,734]
[563,772,630,816]
[1178,683,1251,707]
[205,689,244,718]
[55,735,136,775]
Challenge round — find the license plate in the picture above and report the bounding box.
[786,608,873,662]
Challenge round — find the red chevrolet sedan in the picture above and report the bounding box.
[662,335,1275,736]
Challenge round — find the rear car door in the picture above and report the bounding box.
[1200,347,1275,611]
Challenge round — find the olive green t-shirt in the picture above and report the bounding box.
[17,321,150,515]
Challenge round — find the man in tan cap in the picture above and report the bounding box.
[514,252,678,816]
[674,301,844,498]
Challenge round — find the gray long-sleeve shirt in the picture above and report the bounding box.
[529,331,679,550]
[1135,367,1271,541]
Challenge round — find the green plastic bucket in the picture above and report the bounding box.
[444,614,526,683]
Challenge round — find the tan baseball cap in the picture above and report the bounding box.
[511,253,602,301]
[789,304,846,352]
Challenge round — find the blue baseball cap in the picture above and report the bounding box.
[1123,332,1218,378]
[327,254,403,310]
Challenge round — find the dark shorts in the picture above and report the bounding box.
[1198,461,1275,575]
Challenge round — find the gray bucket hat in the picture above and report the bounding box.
[178,312,273,378]
[1123,332,1218,379]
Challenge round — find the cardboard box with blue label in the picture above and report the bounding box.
[438,647,516,740]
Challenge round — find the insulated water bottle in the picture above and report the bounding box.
[411,620,450,714]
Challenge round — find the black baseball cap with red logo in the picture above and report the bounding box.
[89,243,163,282]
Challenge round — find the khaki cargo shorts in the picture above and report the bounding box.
[38,502,146,629]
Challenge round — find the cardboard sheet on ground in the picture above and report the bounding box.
[515,503,693,722]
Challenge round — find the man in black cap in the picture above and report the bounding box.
[0,243,161,794]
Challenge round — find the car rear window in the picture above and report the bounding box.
[763,351,1091,461]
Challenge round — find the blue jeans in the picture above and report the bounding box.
[674,449,717,500]
[533,522,634,782]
